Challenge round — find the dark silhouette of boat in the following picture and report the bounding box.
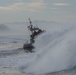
[23,18,44,52]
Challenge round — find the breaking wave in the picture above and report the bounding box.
[23,25,76,74]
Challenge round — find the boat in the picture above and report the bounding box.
[23,18,44,52]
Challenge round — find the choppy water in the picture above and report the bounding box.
[0,24,76,75]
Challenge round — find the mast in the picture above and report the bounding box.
[28,18,32,26]
[28,18,33,34]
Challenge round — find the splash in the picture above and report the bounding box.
[23,25,76,74]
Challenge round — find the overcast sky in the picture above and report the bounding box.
[0,0,76,23]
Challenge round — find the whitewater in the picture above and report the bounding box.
[0,23,76,75]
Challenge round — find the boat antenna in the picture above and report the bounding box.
[28,18,33,26]
[25,18,31,43]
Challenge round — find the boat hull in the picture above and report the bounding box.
[23,43,34,52]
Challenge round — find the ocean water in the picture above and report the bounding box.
[0,23,76,75]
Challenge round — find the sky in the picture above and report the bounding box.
[0,0,76,23]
